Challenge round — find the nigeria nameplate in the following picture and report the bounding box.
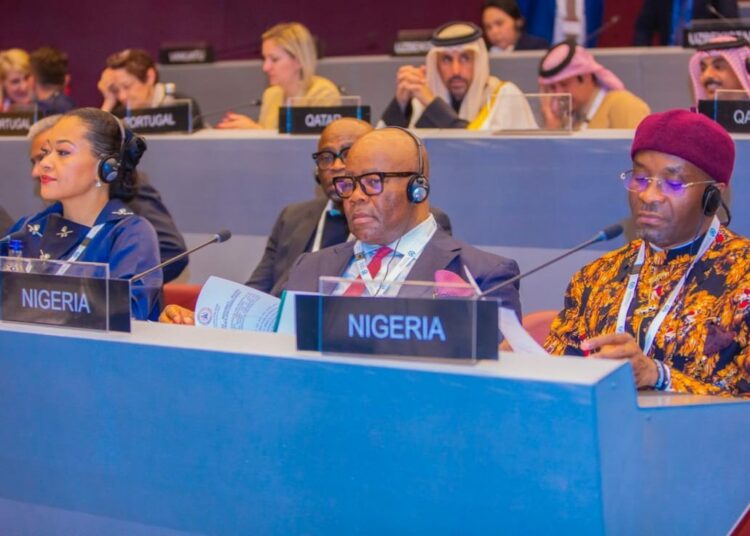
[278,106,371,134]
[0,111,35,136]
[295,295,498,359]
[123,101,193,134]
[0,272,131,332]
[698,99,750,133]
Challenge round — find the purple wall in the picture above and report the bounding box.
[3,1,637,107]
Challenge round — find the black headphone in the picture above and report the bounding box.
[702,184,722,216]
[97,116,130,184]
[384,126,430,204]
[696,37,750,75]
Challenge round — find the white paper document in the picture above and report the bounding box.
[194,276,280,332]
[498,306,549,355]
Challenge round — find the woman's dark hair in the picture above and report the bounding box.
[63,107,147,201]
[482,0,524,24]
[106,48,159,83]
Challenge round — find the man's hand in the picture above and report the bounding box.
[395,65,434,108]
[97,68,118,112]
[215,112,261,129]
[159,304,195,325]
[581,333,659,389]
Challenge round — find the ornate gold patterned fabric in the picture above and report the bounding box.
[545,226,750,397]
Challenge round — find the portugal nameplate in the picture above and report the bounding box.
[123,101,193,134]
[0,111,36,136]
[295,295,498,360]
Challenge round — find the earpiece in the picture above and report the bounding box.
[702,184,722,216]
[97,116,144,184]
[384,126,430,204]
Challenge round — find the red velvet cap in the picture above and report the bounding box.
[631,109,735,184]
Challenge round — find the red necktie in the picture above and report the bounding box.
[343,246,393,297]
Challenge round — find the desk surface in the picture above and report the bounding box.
[0,320,748,535]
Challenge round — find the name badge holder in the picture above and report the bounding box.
[487,93,572,135]
[295,276,500,361]
[278,96,371,134]
[0,256,130,332]
[698,90,750,133]
[0,104,38,136]
[124,99,193,134]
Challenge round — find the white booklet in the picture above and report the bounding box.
[194,276,280,332]
[498,306,549,355]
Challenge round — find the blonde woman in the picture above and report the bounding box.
[0,48,34,111]
[217,22,340,130]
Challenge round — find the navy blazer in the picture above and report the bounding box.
[284,228,522,318]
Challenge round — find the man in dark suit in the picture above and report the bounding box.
[247,117,452,296]
[284,127,521,315]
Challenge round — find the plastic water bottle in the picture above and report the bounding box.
[7,239,23,272]
[162,83,176,105]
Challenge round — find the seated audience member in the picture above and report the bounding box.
[283,127,520,310]
[216,22,340,130]
[247,117,453,295]
[481,0,549,52]
[160,127,517,325]
[4,108,162,319]
[546,109,750,398]
[635,0,739,46]
[689,36,750,103]
[0,205,13,233]
[0,48,34,111]
[28,115,188,283]
[380,21,536,130]
[98,49,204,129]
[538,40,650,129]
[29,46,75,116]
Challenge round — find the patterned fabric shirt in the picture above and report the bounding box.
[545,226,750,398]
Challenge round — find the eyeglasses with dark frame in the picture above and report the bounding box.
[620,170,715,196]
[311,147,350,170]
[332,172,418,198]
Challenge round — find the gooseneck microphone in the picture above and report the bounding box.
[477,223,624,298]
[131,229,232,282]
[584,15,621,43]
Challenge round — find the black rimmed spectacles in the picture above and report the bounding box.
[332,172,418,198]
[312,148,350,170]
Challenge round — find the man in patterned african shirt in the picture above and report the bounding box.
[546,109,750,397]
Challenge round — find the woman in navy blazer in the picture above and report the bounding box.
[3,108,162,320]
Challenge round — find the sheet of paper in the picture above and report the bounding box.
[194,276,280,332]
[498,306,549,355]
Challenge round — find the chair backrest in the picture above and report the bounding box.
[522,310,559,346]
[163,283,202,311]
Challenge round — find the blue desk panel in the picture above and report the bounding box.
[0,322,748,534]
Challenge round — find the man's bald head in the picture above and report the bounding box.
[347,127,430,178]
[341,127,431,245]
[318,117,372,150]
[314,118,374,202]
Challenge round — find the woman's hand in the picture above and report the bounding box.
[215,112,261,129]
